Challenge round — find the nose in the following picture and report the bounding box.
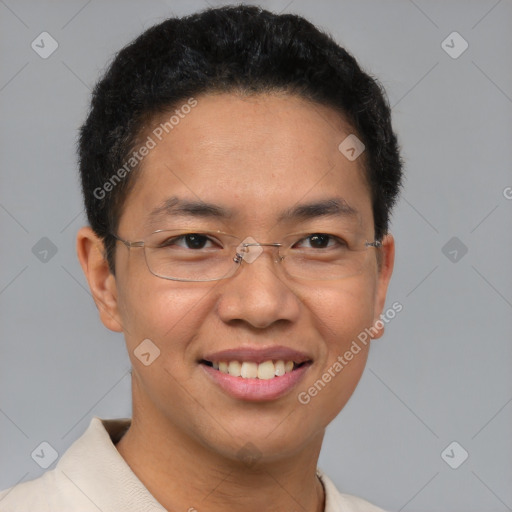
[216,246,301,329]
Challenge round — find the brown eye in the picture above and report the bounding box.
[159,233,215,249]
[308,234,331,248]
[183,234,209,249]
[295,233,344,249]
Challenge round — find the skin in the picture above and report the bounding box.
[76,92,394,512]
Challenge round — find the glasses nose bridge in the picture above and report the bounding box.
[234,240,284,265]
[245,242,282,248]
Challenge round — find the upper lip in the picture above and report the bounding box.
[201,345,312,364]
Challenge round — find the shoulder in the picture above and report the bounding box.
[318,469,388,512]
[0,469,62,511]
[0,417,134,512]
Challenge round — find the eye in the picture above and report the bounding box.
[159,233,218,250]
[294,233,346,249]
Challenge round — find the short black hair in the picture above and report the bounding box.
[79,4,403,273]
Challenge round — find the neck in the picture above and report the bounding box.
[116,393,326,512]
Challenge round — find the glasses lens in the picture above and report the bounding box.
[280,233,374,280]
[144,230,240,281]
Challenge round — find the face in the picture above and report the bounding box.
[82,92,394,462]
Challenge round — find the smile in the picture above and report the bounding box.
[199,347,312,401]
[202,359,306,379]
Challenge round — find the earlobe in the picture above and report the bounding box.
[76,226,123,333]
[369,315,386,340]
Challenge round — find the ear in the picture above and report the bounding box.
[370,233,395,340]
[76,226,123,332]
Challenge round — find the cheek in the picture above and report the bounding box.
[117,280,216,412]
[116,275,213,358]
[296,279,377,424]
[308,278,377,347]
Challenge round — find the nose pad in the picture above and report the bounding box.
[236,237,263,264]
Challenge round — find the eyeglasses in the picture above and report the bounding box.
[111,228,382,282]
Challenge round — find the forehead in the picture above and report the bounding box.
[118,92,373,234]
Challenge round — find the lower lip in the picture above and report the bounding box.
[201,363,311,402]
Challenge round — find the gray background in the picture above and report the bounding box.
[1,0,511,510]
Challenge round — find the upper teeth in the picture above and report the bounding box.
[212,360,295,379]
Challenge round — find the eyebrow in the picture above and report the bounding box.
[277,197,358,221]
[145,196,358,228]
[146,197,232,229]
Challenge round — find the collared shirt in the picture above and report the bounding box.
[0,417,387,511]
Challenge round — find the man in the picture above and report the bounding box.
[0,5,402,511]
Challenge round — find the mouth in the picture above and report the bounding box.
[199,347,313,401]
[201,359,308,379]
